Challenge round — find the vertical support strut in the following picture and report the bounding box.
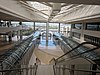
[34,22,35,32]
[46,22,49,46]
[58,23,60,33]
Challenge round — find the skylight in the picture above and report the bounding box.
[27,1,51,15]
[31,2,51,10]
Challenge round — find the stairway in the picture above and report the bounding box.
[36,65,54,75]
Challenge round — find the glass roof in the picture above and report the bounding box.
[60,4,74,13]
[27,1,52,16]
[25,1,97,22]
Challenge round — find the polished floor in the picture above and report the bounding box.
[36,65,54,75]
[29,35,64,65]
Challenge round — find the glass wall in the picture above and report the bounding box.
[21,22,34,36]
[72,23,82,29]
[49,23,59,33]
[11,21,20,27]
[86,23,100,31]
[22,22,33,29]
[35,22,46,31]
[60,23,71,36]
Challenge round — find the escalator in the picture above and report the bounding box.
[0,31,41,75]
[53,33,100,67]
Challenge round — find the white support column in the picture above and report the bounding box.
[81,23,86,42]
[58,23,60,33]
[80,23,86,42]
[8,31,12,42]
[17,30,22,40]
[17,30,20,40]
[46,22,49,42]
[19,22,23,40]
[33,22,35,32]
[70,24,73,38]
[20,30,23,40]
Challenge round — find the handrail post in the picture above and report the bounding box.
[30,65,32,75]
[53,65,56,75]
[70,65,75,75]
[59,65,60,75]
[32,65,35,75]
[1,64,3,75]
[62,65,65,75]
[25,65,28,75]
[92,64,97,75]
[34,64,38,75]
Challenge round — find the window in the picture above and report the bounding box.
[72,24,82,29]
[86,23,100,31]
[98,25,100,31]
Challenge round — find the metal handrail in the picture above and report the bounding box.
[0,66,37,72]
[0,65,38,75]
[55,66,100,73]
[68,47,99,59]
[0,31,40,70]
[56,42,100,62]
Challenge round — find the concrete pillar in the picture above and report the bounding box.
[0,20,1,26]
[67,27,69,37]
[63,27,66,36]
[34,22,35,32]
[46,22,49,46]
[19,21,22,25]
[4,35,7,42]
[7,21,11,27]
[80,23,86,42]
[20,30,23,40]
[8,31,12,42]
[17,30,20,40]
[58,23,60,33]
[19,22,23,40]
[17,30,22,40]
[70,24,73,38]
[3,21,6,27]
[17,31,18,40]
[46,22,49,42]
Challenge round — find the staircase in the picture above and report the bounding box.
[0,64,100,75]
[37,65,54,75]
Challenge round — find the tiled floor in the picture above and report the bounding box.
[32,36,64,64]
[40,36,64,55]
[36,65,54,75]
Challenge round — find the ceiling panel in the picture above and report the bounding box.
[0,12,26,21]
[23,0,100,5]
